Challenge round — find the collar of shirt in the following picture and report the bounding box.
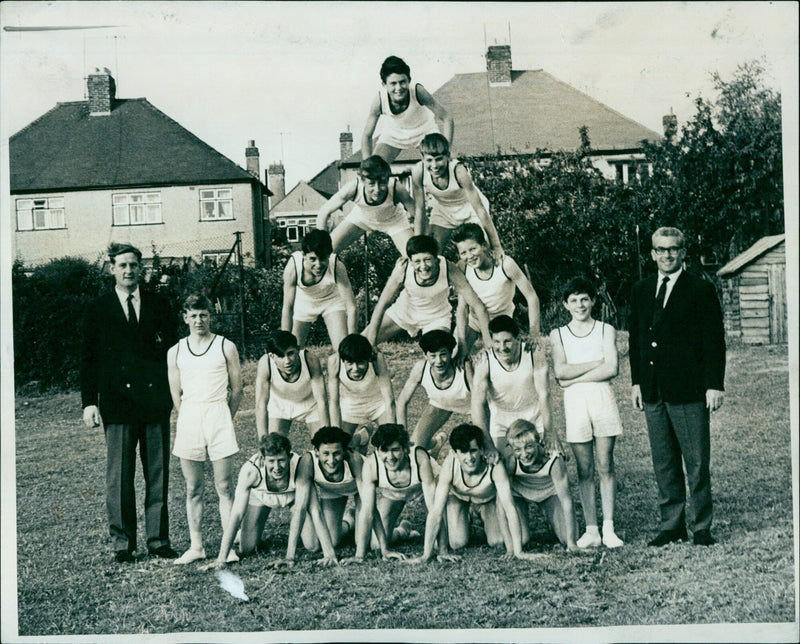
[115,286,141,320]
[656,267,682,306]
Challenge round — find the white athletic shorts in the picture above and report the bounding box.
[173,401,238,462]
[386,296,452,338]
[428,190,490,230]
[563,382,623,443]
[267,395,320,425]
[344,204,413,237]
[341,400,386,426]
[293,294,346,323]
[489,405,542,441]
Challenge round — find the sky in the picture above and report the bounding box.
[1,1,797,189]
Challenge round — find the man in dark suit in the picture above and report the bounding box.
[81,243,179,563]
[629,226,725,547]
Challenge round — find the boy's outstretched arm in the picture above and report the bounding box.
[317,180,357,230]
[411,163,427,235]
[454,164,501,253]
[361,94,382,159]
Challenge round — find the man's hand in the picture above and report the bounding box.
[382,550,407,561]
[484,445,501,465]
[199,560,226,572]
[631,385,643,411]
[706,389,724,412]
[340,556,365,566]
[83,405,102,428]
[541,431,565,461]
[267,558,296,569]
[315,555,339,567]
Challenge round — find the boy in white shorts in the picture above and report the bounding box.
[364,235,491,353]
[200,433,301,568]
[550,277,624,549]
[472,315,560,457]
[361,55,453,163]
[167,294,243,564]
[316,155,415,256]
[327,334,395,451]
[255,330,328,439]
[281,229,357,349]
[504,420,578,551]
[396,330,472,453]
[407,424,540,564]
[411,133,502,254]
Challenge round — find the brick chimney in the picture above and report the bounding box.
[268,163,285,204]
[662,108,678,139]
[245,140,260,178]
[339,129,353,161]
[487,45,512,86]
[88,67,116,116]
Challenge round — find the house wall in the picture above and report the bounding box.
[12,183,257,266]
[731,243,786,344]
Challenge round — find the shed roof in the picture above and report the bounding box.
[10,98,263,193]
[717,234,786,277]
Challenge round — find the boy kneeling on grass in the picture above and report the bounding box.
[201,433,301,569]
[407,424,542,564]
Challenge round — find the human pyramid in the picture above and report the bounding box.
[108,56,629,568]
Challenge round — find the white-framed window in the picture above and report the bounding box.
[16,197,65,231]
[112,191,162,226]
[199,188,233,221]
[202,251,237,267]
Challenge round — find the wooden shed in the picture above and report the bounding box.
[717,234,787,344]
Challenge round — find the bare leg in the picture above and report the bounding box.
[239,505,270,556]
[481,500,510,548]
[372,143,402,163]
[376,316,407,344]
[269,417,293,437]
[445,496,470,550]
[321,497,348,547]
[322,310,349,350]
[291,320,314,349]
[387,226,414,257]
[411,405,452,450]
[371,497,406,549]
[571,440,601,548]
[430,224,455,255]
[330,220,366,255]
[540,495,568,546]
[513,497,531,546]
[177,458,207,563]
[595,435,623,546]
[211,455,236,529]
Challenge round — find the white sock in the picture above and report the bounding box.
[586,524,600,536]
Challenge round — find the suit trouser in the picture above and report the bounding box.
[105,421,171,552]
[643,400,712,533]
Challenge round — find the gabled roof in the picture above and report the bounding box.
[10,98,262,193]
[717,234,786,277]
[308,160,341,199]
[271,181,329,215]
[343,68,661,166]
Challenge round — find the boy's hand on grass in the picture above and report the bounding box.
[382,550,407,561]
[316,555,339,567]
[268,558,295,569]
[199,560,226,572]
[436,552,461,563]
[340,556,365,566]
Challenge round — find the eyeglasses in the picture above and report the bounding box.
[653,246,684,256]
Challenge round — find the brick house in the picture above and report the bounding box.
[10,68,272,268]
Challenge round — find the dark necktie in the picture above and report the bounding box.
[127,294,138,326]
[655,275,670,309]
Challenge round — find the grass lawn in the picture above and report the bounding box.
[9,339,797,638]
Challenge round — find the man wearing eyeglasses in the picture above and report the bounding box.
[629,226,725,548]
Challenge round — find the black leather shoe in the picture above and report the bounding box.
[114,550,135,563]
[149,545,179,559]
[693,529,716,546]
[647,529,688,547]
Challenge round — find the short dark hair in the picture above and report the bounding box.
[449,424,485,452]
[301,229,333,258]
[182,293,213,313]
[371,424,410,450]
[338,333,373,363]
[406,235,439,258]
[419,133,450,156]
[488,314,519,337]
[267,330,299,357]
[451,223,487,246]
[419,329,456,354]
[380,55,411,82]
[259,433,292,458]
[108,242,142,262]
[562,277,597,302]
[311,426,351,450]
[360,155,391,181]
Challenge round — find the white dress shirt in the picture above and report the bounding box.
[115,286,141,322]
[655,267,682,307]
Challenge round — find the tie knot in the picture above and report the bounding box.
[662,276,670,284]
[127,294,134,302]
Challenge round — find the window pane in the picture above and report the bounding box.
[200,190,215,200]
[130,194,144,203]
[17,199,33,210]
[33,210,47,229]
[201,202,216,220]
[287,226,299,242]
[49,209,65,228]
[145,192,160,203]
[113,194,128,205]
[217,189,232,199]
[146,204,161,223]
[33,199,47,207]
[48,197,64,208]
[113,205,129,225]
[218,200,233,218]
[17,210,33,231]
[130,205,145,224]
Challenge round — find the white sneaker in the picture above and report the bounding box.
[226,549,240,563]
[174,547,207,564]
[602,531,624,548]
[576,531,602,549]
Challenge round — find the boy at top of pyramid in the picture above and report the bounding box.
[361,55,453,163]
